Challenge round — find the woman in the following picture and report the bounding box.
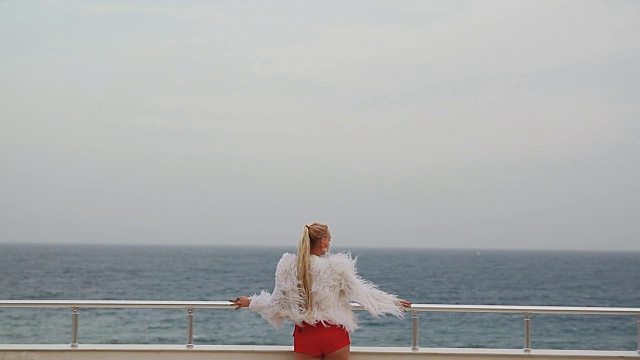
[231,222,411,360]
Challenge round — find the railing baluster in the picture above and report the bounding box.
[637,314,639,354]
[411,310,419,351]
[186,308,194,348]
[70,307,79,348]
[524,312,532,353]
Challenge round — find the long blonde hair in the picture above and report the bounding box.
[297,222,328,312]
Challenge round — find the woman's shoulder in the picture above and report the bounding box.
[326,252,357,272]
[280,252,297,262]
[276,253,297,270]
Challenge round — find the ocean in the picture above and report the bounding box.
[0,244,638,350]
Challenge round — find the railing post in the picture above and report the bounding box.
[411,310,419,351]
[186,308,194,348]
[637,314,639,354]
[70,307,79,348]
[523,312,532,353]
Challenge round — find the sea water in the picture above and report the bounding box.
[0,244,638,350]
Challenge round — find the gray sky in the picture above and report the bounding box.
[2,0,639,250]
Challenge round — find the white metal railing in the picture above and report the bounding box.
[0,300,639,353]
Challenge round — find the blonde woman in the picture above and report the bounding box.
[231,222,411,360]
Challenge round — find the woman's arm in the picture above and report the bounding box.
[231,253,302,329]
[335,253,411,317]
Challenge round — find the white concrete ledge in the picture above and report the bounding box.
[1,345,638,360]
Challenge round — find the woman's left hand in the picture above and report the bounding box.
[398,299,412,309]
[229,296,251,310]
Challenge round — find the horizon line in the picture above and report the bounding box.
[1,241,638,253]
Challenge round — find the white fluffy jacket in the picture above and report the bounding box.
[249,252,403,332]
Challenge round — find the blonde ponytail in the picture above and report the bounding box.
[297,225,313,312]
[296,222,328,313]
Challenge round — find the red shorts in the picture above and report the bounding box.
[293,322,351,356]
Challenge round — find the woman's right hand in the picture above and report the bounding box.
[229,296,251,310]
[397,299,412,310]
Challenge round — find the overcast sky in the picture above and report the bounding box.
[1,0,639,250]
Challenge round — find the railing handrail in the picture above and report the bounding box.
[1,300,639,315]
[1,300,639,352]
[0,300,235,309]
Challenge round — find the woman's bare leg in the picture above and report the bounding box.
[294,352,322,360]
[324,344,350,360]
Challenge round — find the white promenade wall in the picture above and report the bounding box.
[1,345,638,360]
